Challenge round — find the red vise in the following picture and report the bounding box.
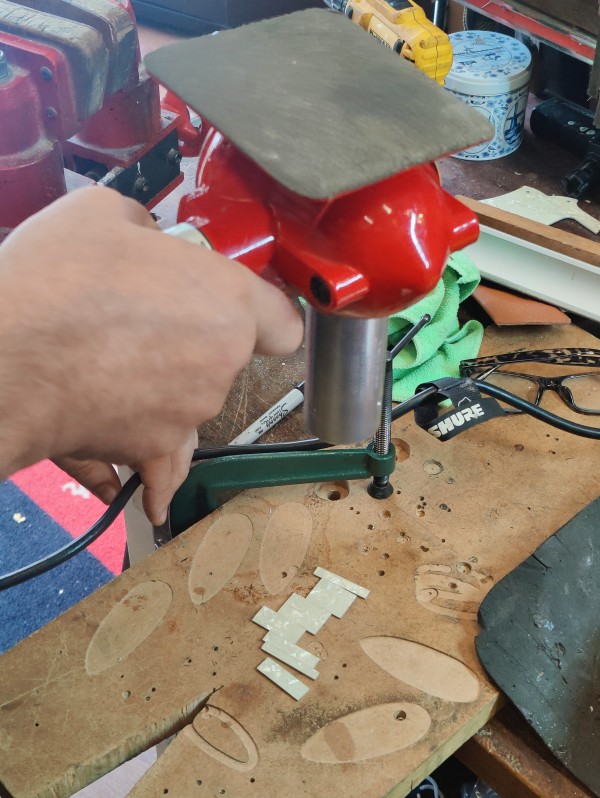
[0,0,187,238]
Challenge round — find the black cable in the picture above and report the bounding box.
[2,381,599,591]
[0,472,141,591]
[190,438,326,460]
[0,439,330,591]
[391,381,600,439]
[392,386,438,420]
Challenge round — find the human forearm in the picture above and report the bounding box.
[0,285,61,479]
[0,187,302,521]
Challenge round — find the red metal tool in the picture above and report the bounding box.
[0,0,188,239]
[180,126,476,316]
[144,11,492,442]
[175,124,479,441]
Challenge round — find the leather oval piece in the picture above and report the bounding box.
[301,702,430,763]
[188,513,253,605]
[260,502,312,594]
[187,705,258,772]
[85,581,172,675]
[360,636,480,703]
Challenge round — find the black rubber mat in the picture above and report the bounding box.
[476,495,600,796]
[145,9,493,198]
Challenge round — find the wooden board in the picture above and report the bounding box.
[456,195,600,269]
[0,323,599,798]
[457,705,596,798]
[510,0,599,36]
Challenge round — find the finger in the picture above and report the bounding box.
[133,216,302,355]
[45,186,158,231]
[52,457,121,505]
[138,433,194,526]
[88,186,159,230]
[138,455,174,527]
[245,272,304,356]
[169,432,196,497]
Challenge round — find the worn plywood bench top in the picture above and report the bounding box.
[0,323,598,798]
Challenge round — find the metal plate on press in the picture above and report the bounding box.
[145,9,493,199]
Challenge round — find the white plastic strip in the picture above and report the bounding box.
[279,594,331,634]
[253,606,278,629]
[314,567,370,599]
[464,225,600,323]
[308,578,357,618]
[257,658,309,700]
[252,606,305,644]
[262,636,319,680]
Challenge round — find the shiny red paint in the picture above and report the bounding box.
[0,0,184,232]
[0,41,67,231]
[178,129,479,317]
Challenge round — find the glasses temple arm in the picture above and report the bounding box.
[474,380,600,439]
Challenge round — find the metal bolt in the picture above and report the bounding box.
[367,361,394,500]
[40,66,53,81]
[0,50,9,82]
[133,176,150,194]
[373,364,392,459]
[367,314,430,502]
[166,147,182,166]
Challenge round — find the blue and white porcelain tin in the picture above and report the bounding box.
[445,31,532,160]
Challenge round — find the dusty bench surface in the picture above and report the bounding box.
[0,324,598,798]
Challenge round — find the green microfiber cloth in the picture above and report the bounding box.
[388,251,484,401]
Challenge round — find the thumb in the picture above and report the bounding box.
[137,431,196,526]
[249,276,304,356]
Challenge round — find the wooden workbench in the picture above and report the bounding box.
[0,322,598,798]
[2,24,598,791]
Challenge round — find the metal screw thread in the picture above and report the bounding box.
[368,354,394,500]
[373,362,393,457]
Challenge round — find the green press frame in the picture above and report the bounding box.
[169,445,396,536]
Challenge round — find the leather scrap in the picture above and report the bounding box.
[473,284,571,326]
[476,494,600,796]
[145,9,493,199]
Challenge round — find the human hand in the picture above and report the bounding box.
[0,187,302,520]
[53,428,197,525]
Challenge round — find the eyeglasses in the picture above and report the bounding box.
[460,348,600,415]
